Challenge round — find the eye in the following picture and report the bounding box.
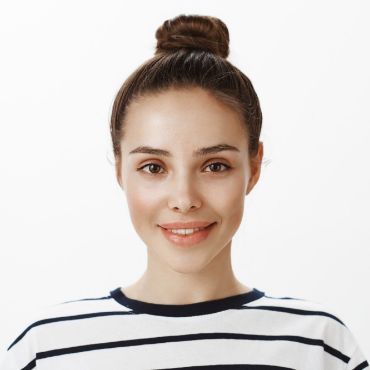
[138,163,164,175]
[204,162,231,173]
[137,161,231,175]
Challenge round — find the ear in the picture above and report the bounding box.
[246,141,264,195]
[115,160,124,190]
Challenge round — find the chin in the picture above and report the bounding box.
[164,254,214,275]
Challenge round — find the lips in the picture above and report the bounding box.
[159,221,216,230]
[160,222,217,247]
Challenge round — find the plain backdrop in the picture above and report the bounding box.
[0,0,369,361]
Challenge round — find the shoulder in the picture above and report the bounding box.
[6,291,115,347]
[1,290,123,369]
[255,290,352,332]
[250,290,368,367]
[256,290,347,324]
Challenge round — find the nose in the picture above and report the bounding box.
[167,175,202,212]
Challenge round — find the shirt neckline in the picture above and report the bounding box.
[110,286,265,317]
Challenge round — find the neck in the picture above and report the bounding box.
[122,240,251,305]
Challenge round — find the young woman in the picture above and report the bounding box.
[1,14,368,370]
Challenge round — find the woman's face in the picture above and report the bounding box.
[117,87,262,274]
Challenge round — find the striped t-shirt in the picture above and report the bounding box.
[1,286,368,369]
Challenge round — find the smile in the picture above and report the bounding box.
[159,222,217,247]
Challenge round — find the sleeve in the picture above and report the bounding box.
[346,344,369,370]
[0,318,39,370]
[319,300,369,370]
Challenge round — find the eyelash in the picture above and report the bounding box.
[137,161,231,176]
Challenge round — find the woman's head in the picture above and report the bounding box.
[111,14,263,186]
[109,14,264,274]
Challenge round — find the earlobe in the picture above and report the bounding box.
[246,141,264,195]
[117,175,124,191]
[115,161,124,190]
[246,178,255,195]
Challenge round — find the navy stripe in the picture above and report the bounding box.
[238,305,345,326]
[158,365,295,369]
[263,294,308,301]
[32,332,350,363]
[352,360,370,370]
[7,303,346,350]
[7,310,135,350]
[20,358,36,370]
[59,295,112,304]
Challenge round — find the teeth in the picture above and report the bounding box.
[169,227,206,235]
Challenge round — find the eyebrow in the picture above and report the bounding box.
[129,143,240,157]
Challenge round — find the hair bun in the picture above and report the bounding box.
[155,14,230,58]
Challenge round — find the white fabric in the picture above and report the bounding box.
[0,287,368,370]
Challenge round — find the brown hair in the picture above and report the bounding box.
[110,14,263,185]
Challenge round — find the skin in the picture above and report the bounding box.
[116,86,263,305]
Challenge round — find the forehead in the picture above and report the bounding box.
[122,87,247,153]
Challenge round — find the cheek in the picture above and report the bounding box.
[207,175,246,228]
[125,185,158,233]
